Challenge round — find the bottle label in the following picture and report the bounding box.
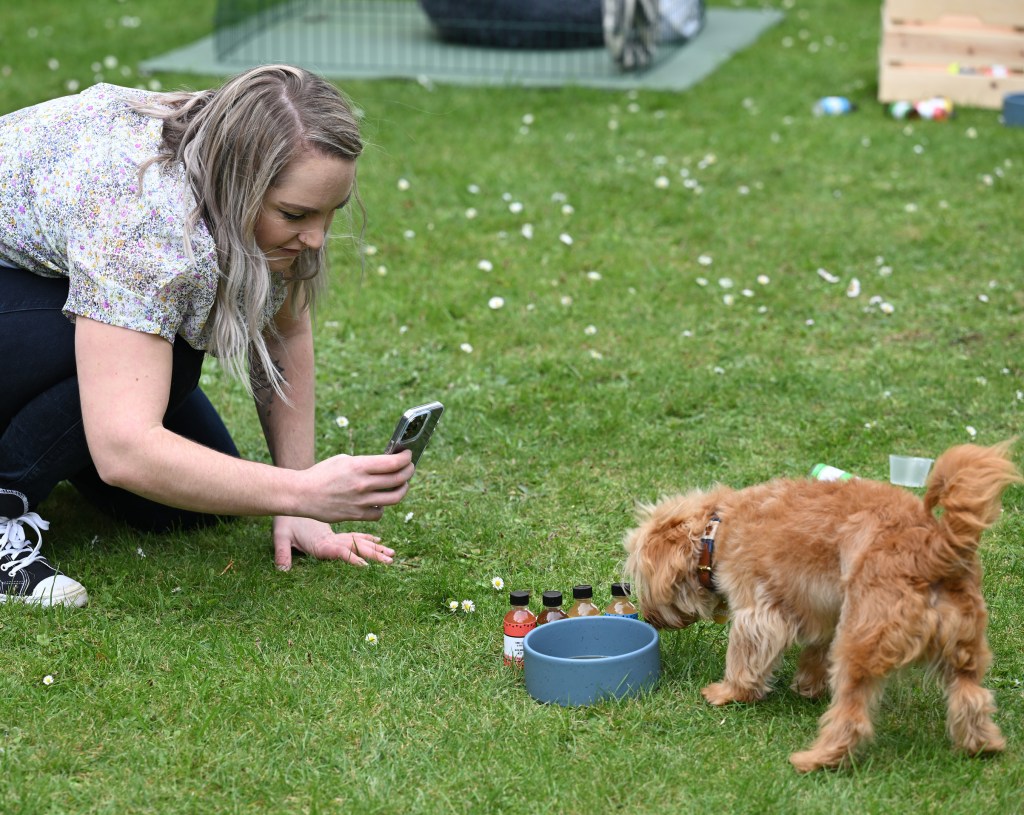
[603,611,639,619]
[811,463,853,481]
[503,634,526,668]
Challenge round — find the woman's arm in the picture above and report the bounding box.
[75,316,414,523]
[252,289,317,471]
[255,290,402,569]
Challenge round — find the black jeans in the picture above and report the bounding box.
[0,266,238,531]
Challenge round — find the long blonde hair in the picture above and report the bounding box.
[134,64,363,398]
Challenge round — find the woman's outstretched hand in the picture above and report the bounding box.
[272,515,396,571]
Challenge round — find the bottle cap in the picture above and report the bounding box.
[572,584,593,599]
[509,590,530,606]
[610,582,631,597]
[541,590,563,606]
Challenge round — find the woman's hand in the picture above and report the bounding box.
[297,449,415,522]
[272,515,395,571]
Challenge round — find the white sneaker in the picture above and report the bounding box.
[0,512,88,608]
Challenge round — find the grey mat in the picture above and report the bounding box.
[141,1,783,91]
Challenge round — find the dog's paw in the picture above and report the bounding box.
[958,729,1006,756]
[790,673,829,700]
[701,682,736,705]
[701,681,761,705]
[789,749,838,773]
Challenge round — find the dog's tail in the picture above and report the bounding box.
[924,440,1022,561]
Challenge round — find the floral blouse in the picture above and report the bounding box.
[0,83,285,351]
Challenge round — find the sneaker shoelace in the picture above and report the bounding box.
[0,513,51,578]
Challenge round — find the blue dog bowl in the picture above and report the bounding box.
[1005,93,1024,127]
[523,616,660,706]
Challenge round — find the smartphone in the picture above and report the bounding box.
[383,401,444,466]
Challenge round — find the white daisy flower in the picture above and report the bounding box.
[448,600,460,612]
[509,202,524,214]
[461,599,476,613]
[364,633,378,645]
[966,426,978,438]
[491,577,504,590]
[397,178,411,191]
[335,416,350,428]
[654,176,670,189]
[468,184,480,194]
[460,343,473,353]
[846,278,861,298]
[698,254,713,266]
[584,325,597,336]
[521,224,534,239]
[561,204,575,215]
[817,268,839,284]
[559,233,573,246]
[465,207,478,219]
[42,675,54,686]
[477,259,493,272]
[488,296,505,310]
[404,512,415,523]
[586,271,602,281]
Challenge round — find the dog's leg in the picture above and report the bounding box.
[937,595,1005,755]
[789,663,884,773]
[702,608,794,705]
[945,671,1005,755]
[791,642,831,699]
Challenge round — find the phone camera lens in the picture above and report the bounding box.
[403,415,426,440]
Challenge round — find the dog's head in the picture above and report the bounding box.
[623,490,725,629]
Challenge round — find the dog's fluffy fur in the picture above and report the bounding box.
[624,442,1022,772]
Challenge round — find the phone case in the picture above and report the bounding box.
[384,401,444,466]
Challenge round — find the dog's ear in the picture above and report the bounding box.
[625,502,700,608]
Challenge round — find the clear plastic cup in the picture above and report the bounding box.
[889,455,933,487]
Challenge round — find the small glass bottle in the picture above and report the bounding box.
[537,590,569,625]
[566,584,601,618]
[604,582,639,618]
[502,590,536,669]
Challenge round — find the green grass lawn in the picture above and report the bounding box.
[2,0,1023,812]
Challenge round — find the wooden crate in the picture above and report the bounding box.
[879,0,1024,109]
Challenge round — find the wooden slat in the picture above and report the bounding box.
[881,22,1024,68]
[884,0,1024,29]
[878,64,1024,108]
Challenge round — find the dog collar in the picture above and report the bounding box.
[698,514,721,592]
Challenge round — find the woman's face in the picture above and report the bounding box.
[255,150,356,273]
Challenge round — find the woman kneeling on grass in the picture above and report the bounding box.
[0,64,413,607]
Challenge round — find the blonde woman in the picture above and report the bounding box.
[0,65,413,607]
